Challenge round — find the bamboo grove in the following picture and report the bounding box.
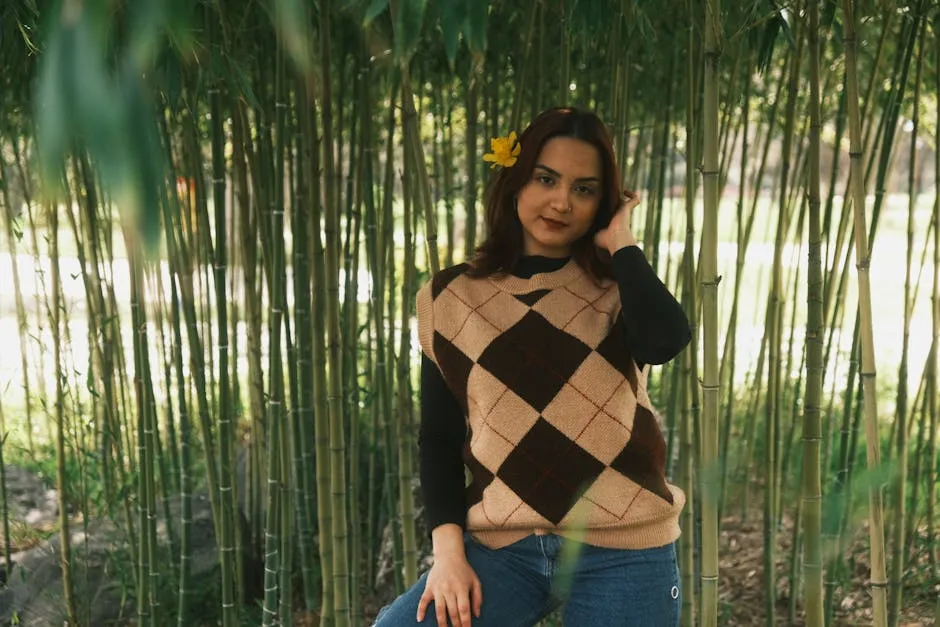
[0,0,938,625]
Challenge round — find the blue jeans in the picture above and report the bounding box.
[373,534,681,626]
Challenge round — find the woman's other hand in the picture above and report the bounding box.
[416,524,483,626]
[594,191,640,254]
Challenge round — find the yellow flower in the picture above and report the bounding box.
[483,131,521,169]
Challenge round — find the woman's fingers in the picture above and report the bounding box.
[416,587,433,622]
[418,588,475,627]
[471,575,483,617]
[436,595,450,627]
[448,594,464,627]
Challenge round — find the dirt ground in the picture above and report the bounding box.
[718,514,937,626]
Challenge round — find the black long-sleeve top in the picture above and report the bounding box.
[418,245,692,533]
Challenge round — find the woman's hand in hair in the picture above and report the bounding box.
[594,191,640,254]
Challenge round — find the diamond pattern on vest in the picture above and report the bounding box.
[496,417,606,525]
[477,309,592,412]
[421,265,675,531]
[610,405,673,503]
[433,331,475,415]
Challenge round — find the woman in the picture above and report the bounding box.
[374,107,692,626]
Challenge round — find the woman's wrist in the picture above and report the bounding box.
[431,523,466,559]
[607,229,638,253]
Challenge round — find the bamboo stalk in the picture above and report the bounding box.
[700,2,721,626]
[397,124,418,584]
[888,19,925,625]
[802,2,825,622]
[841,2,889,624]
[292,74,318,614]
[930,10,940,584]
[48,198,78,626]
[0,153,36,456]
[206,21,239,619]
[319,2,351,621]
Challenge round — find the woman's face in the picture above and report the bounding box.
[515,136,603,258]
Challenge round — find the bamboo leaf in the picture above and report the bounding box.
[36,10,129,195]
[439,0,465,68]
[755,7,795,75]
[462,0,487,54]
[226,56,261,110]
[393,0,427,61]
[274,0,314,73]
[364,0,389,25]
[35,17,68,192]
[120,62,165,256]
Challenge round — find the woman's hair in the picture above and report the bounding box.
[467,107,624,280]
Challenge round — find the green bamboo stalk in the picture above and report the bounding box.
[166,153,224,567]
[930,12,940,582]
[0,400,10,579]
[12,138,49,449]
[47,199,79,626]
[232,100,266,564]
[679,9,699,623]
[64,156,117,508]
[802,2,825,622]
[381,81,405,595]
[363,86,392,596]
[260,106,287,626]
[397,105,418,584]
[320,1,351,620]
[441,84,456,268]
[841,1,889,623]
[292,74,318,614]
[400,67,440,275]
[277,50,296,627]
[764,15,804,624]
[700,2,720,626]
[510,3,539,133]
[464,67,481,260]
[888,19,925,625]
[0,157,36,455]
[824,322,861,622]
[678,339,695,627]
[167,272,194,627]
[307,76,336,625]
[207,33,239,622]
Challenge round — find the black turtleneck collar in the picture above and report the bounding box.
[511,255,571,279]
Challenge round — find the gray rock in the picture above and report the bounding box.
[0,493,219,627]
[1,465,59,528]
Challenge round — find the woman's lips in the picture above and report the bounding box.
[541,217,567,229]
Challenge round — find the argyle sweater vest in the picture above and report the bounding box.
[416,257,685,550]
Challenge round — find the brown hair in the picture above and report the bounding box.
[468,107,624,280]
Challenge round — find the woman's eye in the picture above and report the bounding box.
[536,174,555,186]
[575,185,596,196]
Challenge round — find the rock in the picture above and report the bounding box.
[0,493,219,627]
[1,465,59,528]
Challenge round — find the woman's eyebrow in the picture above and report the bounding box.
[534,163,600,183]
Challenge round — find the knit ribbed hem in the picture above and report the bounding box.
[468,486,686,550]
